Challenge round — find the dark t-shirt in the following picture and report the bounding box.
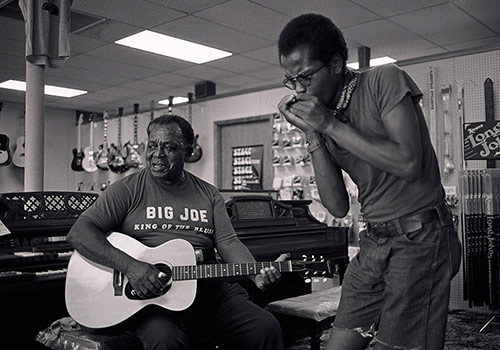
[81,168,236,249]
[324,64,444,222]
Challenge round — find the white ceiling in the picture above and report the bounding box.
[1,0,500,115]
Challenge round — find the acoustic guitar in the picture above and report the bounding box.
[70,114,84,171]
[108,107,129,173]
[12,110,25,168]
[0,134,11,167]
[65,232,333,328]
[82,115,98,173]
[96,111,110,171]
[0,103,11,167]
[124,103,145,168]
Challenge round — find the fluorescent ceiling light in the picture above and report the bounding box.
[0,80,87,97]
[115,30,232,64]
[158,96,189,105]
[347,56,397,70]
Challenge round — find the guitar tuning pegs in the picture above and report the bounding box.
[322,277,328,283]
[304,271,310,276]
[311,255,316,261]
[304,278,312,284]
[313,278,320,283]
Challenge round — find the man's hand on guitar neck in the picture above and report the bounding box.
[253,253,289,292]
[125,259,167,299]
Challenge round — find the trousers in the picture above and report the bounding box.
[333,203,462,349]
[123,279,284,350]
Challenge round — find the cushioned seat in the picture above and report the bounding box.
[265,286,342,350]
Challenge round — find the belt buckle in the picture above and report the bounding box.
[370,222,390,238]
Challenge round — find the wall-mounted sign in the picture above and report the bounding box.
[463,120,500,160]
[232,145,263,190]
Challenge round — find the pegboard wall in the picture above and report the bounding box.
[402,48,500,310]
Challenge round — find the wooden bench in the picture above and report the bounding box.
[265,286,342,350]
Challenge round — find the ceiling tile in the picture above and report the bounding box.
[444,37,500,52]
[350,0,447,17]
[391,3,496,45]
[206,55,275,74]
[70,34,107,54]
[48,65,134,86]
[195,0,290,40]
[0,53,26,71]
[217,74,262,87]
[242,45,280,65]
[83,44,193,72]
[153,15,273,54]
[252,0,380,28]
[65,54,162,79]
[453,0,500,34]
[245,66,283,82]
[145,72,198,87]
[75,19,140,43]
[0,67,25,82]
[0,16,24,41]
[72,0,184,28]
[44,75,108,92]
[175,65,235,82]
[117,79,175,93]
[0,37,24,58]
[342,19,438,56]
[146,0,230,14]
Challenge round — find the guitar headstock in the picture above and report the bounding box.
[291,256,335,283]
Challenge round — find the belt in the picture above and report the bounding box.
[194,248,216,263]
[367,202,451,238]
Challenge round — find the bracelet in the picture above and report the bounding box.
[306,140,324,153]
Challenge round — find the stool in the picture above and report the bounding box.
[265,286,342,350]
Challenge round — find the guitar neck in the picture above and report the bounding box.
[171,261,292,281]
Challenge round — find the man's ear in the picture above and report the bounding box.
[185,146,194,161]
[331,54,344,74]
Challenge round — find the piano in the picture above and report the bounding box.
[0,191,348,348]
[224,195,349,305]
[0,191,99,350]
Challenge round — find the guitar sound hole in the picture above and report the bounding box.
[124,264,172,300]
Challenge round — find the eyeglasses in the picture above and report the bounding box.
[283,63,327,90]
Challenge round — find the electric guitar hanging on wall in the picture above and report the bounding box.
[96,111,110,171]
[82,115,98,173]
[65,232,333,328]
[124,103,145,168]
[186,92,202,163]
[0,102,12,167]
[71,114,84,171]
[108,107,129,173]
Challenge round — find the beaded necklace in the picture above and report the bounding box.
[330,68,358,119]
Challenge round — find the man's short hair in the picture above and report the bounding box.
[278,13,348,67]
[147,114,194,147]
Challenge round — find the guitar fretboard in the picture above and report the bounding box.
[171,261,292,281]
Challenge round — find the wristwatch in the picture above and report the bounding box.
[305,140,324,153]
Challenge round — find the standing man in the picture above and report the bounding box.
[67,114,284,350]
[277,14,461,350]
